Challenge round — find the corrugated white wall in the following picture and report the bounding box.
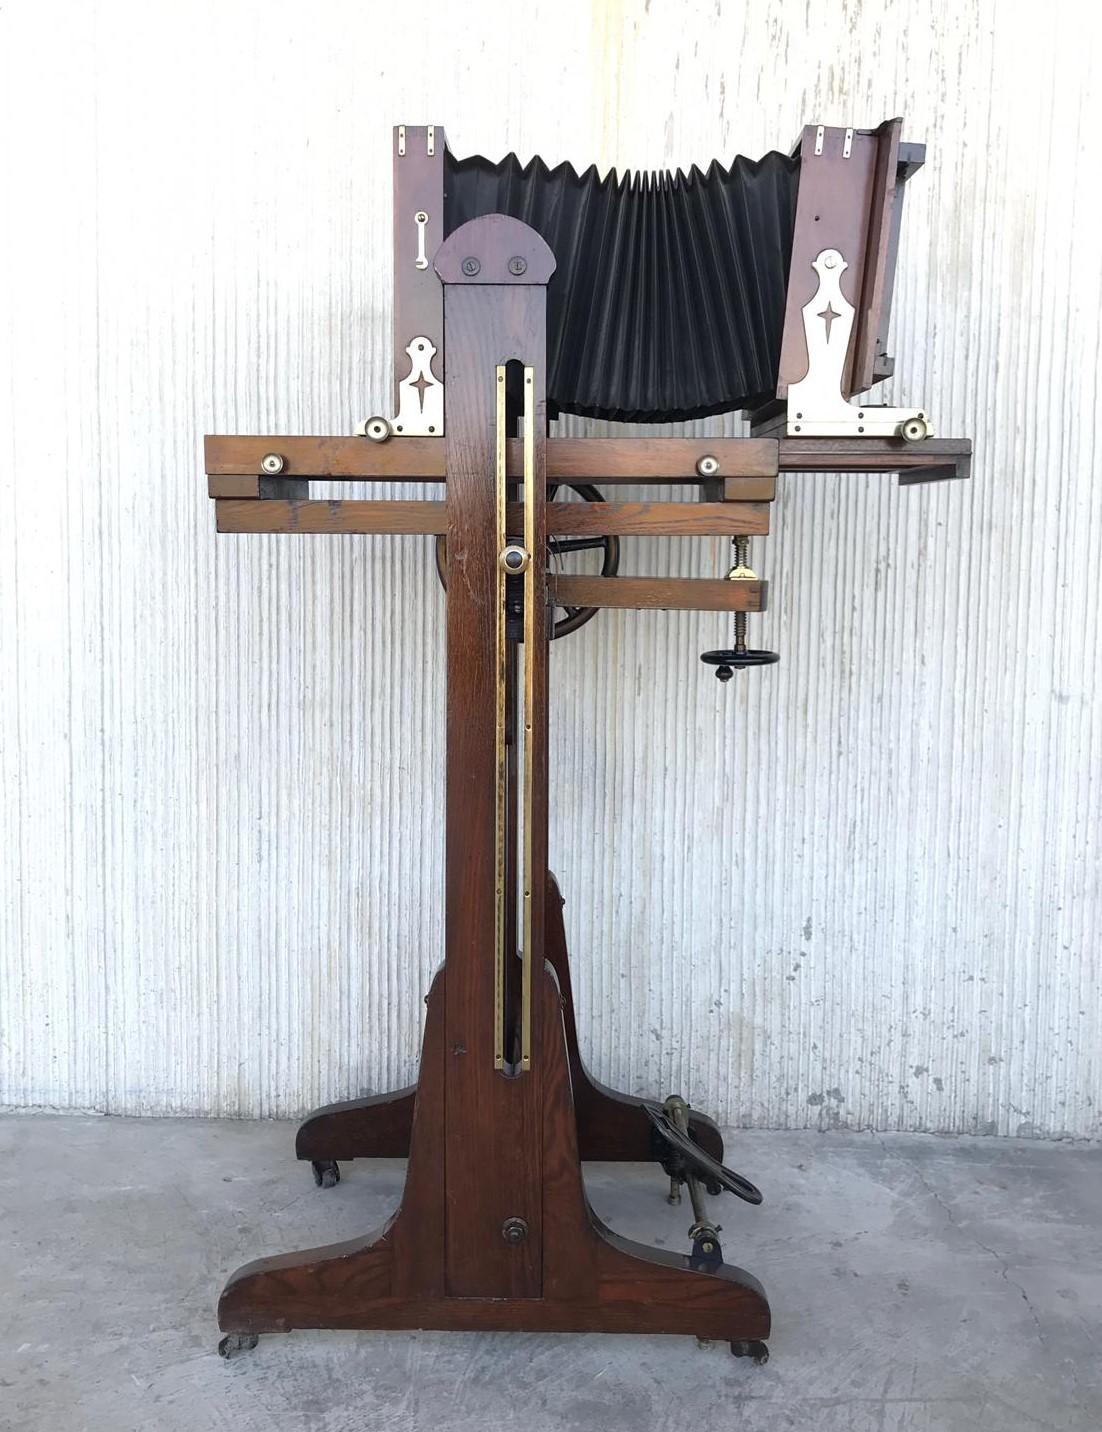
[2,0,1100,1136]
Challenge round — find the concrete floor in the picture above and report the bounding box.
[1,1118,1099,1432]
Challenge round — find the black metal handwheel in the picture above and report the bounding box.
[700,648,781,682]
[311,1160,340,1189]
[434,483,619,640]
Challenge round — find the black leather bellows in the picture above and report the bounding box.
[445,147,800,423]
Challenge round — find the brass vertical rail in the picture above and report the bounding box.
[520,366,536,1071]
[493,366,507,1071]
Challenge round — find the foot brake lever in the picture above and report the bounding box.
[644,1098,763,1205]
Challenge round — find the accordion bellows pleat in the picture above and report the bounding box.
[445,148,800,424]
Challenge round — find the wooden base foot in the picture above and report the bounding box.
[294,873,724,1168]
[295,1087,416,1163]
[220,966,768,1346]
[219,1222,770,1343]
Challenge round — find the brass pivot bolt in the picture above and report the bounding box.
[501,1217,529,1245]
[260,453,284,475]
[696,454,719,477]
[461,256,481,276]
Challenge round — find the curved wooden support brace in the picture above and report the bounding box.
[292,874,724,1167]
[544,872,726,1165]
[221,967,768,1344]
[295,1087,416,1162]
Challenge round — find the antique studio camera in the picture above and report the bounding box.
[205,119,969,1361]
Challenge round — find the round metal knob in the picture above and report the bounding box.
[901,415,929,443]
[260,453,284,475]
[501,1217,529,1245]
[696,454,720,478]
[360,416,392,443]
[499,544,531,574]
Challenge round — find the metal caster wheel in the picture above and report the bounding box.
[356,415,392,442]
[218,1333,259,1359]
[311,1159,340,1189]
[730,1339,769,1364]
[900,415,929,443]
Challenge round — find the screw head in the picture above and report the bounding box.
[501,1217,529,1245]
[260,453,284,475]
[507,255,528,276]
[461,256,481,277]
[696,454,720,478]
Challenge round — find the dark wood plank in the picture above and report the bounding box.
[778,434,971,478]
[549,575,767,613]
[852,119,902,391]
[392,124,445,414]
[538,437,777,481]
[216,499,449,535]
[215,498,771,538]
[548,501,770,536]
[208,432,972,488]
[204,435,778,483]
[204,434,444,479]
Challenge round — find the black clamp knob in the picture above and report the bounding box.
[701,648,780,681]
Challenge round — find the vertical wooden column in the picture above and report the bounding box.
[435,217,556,1299]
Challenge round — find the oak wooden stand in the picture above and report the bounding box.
[205,154,970,1360]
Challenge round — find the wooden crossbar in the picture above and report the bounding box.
[205,433,971,499]
[548,575,767,612]
[205,435,779,498]
[214,499,772,537]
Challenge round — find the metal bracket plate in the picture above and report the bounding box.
[786,247,933,439]
[393,335,443,436]
[357,334,444,439]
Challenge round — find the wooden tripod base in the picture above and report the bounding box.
[295,874,724,1170]
[218,874,769,1349]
